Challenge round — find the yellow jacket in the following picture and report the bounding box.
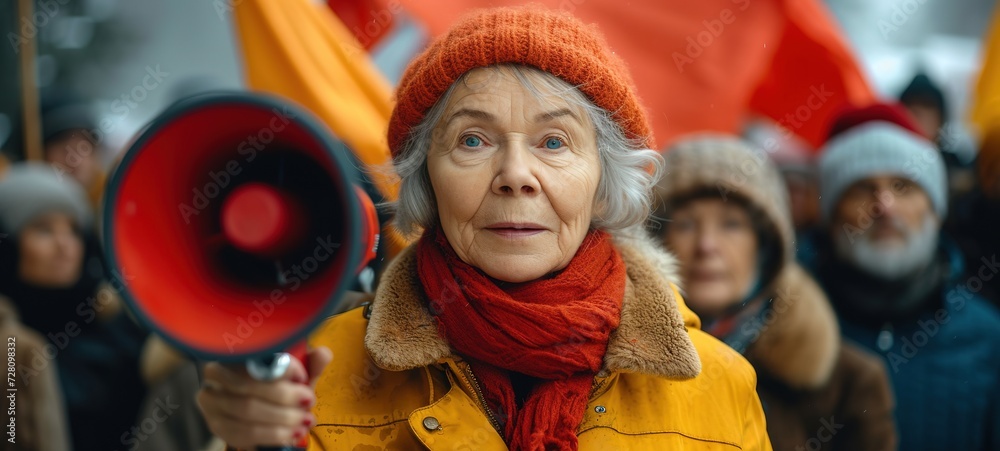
[307,233,772,450]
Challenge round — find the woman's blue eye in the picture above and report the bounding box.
[462,136,482,147]
[544,137,563,149]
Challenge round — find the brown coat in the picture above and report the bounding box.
[0,296,70,451]
[746,265,896,451]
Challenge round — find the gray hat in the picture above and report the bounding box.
[819,121,946,223]
[0,163,92,235]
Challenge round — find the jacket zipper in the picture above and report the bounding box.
[462,364,503,434]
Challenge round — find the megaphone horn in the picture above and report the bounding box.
[103,92,378,363]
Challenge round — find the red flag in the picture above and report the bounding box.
[328,0,397,49]
[388,0,874,150]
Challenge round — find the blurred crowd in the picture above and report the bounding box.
[1,6,999,451]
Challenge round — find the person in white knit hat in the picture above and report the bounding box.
[802,115,1000,451]
[0,163,149,451]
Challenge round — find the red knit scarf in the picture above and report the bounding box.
[416,226,626,450]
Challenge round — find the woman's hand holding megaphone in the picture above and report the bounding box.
[197,346,333,448]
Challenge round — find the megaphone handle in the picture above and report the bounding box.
[242,343,311,450]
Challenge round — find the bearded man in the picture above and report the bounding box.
[800,112,1000,451]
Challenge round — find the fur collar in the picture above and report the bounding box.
[364,230,702,380]
[745,264,840,389]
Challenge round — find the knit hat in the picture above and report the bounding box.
[0,163,92,235]
[387,6,651,158]
[826,102,925,141]
[653,135,794,267]
[819,121,946,223]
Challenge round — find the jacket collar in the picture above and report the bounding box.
[744,263,841,389]
[363,231,702,380]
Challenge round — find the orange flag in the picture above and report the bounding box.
[390,0,874,150]
[233,0,409,256]
[970,4,1000,131]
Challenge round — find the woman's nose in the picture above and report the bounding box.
[492,143,541,196]
[694,228,720,255]
[53,231,79,256]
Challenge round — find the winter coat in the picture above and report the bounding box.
[0,296,70,451]
[803,233,1000,451]
[305,234,772,450]
[747,265,896,451]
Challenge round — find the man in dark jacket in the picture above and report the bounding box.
[947,120,1000,308]
[800,115,1000,451]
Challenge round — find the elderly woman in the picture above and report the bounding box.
[197,7,769,450]
[651,136,896,451]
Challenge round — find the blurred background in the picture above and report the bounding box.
[0,0,997,164]
[1,1,999,450]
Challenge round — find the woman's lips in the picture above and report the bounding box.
[689,270,725,282]
[485,223,547,238]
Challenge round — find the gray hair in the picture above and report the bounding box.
[386,64,664,238]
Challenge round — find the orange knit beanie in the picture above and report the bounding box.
[387,5,652,158]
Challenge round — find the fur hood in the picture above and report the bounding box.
[744,263,841,389]
[363,229,703,380]
[652,135,841,390]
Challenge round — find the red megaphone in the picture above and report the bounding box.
[102,91,378,362]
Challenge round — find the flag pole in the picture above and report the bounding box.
[18,0,42,161]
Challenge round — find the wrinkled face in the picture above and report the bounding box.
[18,212,84,288]
[832,174,935,248]
[831,174,940,278]
[44,131,99,187]
[663,198,758,318]
[426,67,601,283]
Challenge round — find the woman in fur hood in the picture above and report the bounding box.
[652,135,896,451]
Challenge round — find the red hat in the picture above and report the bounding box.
[387,6,652,158]
[825,102,927,142]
